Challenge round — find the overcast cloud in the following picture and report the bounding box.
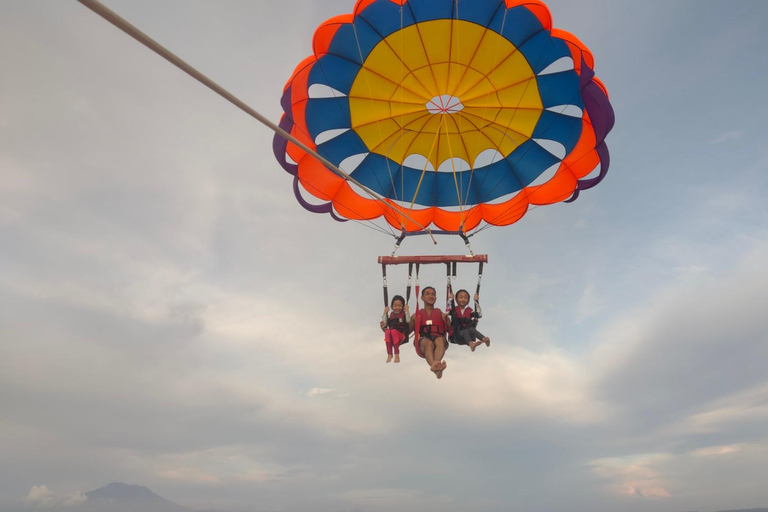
[2,1,768,511]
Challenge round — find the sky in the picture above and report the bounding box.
[1,1,768,511]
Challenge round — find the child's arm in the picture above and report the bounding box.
[381,307,389,331]
[474,293,483,318]
[404,303,411,323]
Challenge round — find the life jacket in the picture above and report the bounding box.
[417,308,447,338]
[453,306,479,330]
[386,311,408,334]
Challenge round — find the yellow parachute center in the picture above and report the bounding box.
[349,19,543,170]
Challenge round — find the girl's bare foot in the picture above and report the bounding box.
[469,341,478,352]
[435,361,446,379]
[430,362,441,375]
[483,337,490,347]
[386,355,393,363]
[394,355,400,363]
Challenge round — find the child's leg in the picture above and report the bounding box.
[461,329,480,351]
[393,331,402,354]
[384,330,394,361]
[470,327,490,346]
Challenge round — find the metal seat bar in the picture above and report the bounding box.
[378,255,488,265]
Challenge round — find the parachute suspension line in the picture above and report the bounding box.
[351,217,397,237]
[474,149,600,232]
[408,122,443,214]
[437,5,509,221]
[312,62,399,237]
[383,132,407,221]
[294,167,396,237]
[463,30,561,227]
[452,0,468,220]
[449,116,474,225]
[399,5,406,227]
[76,0,432,235]
[464,6,510,214]
[441,116,465,221]
[470,83,596,232]
[351,21,405,232]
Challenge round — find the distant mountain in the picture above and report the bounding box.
[81,482,192,512]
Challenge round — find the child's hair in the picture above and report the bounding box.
[390,295,405,308]
[455,289,470,301]
[421,286,436,297]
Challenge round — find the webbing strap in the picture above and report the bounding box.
[414,263,421,312]
[406,263,413,304]
[381,264,388,307]
[475,262,484,301]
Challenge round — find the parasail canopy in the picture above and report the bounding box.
[274,0,615,235]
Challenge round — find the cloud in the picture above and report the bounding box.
[673,264,707,275]
[64,493,87,507]
[591,241,768,431]
[673,382,768,436]
[690,444,747,457]
[591,455,672,499]
[576,283,605,322]
[3,2,768,511]
[25,486,87,508]
[26,486,55,508]
[307,388,335,397]
[710,131,742,144]
[333,488,458,510]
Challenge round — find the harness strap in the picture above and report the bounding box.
[406,263,413,304]
[475,262,484,299]
[419,319,445,337]
[387,315,408,333]
[414,263,421,312]
[381,263,389,307]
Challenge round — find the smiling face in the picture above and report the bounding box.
[456,290,470,307]
[421,287,437,306]
[391,299,404,314]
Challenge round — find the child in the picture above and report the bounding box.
[381,295,410,363]
[449,289,490,352]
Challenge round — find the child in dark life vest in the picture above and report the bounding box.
[380,295,410,363]
[449,289,490,351]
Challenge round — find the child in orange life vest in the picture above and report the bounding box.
[380,295,410,363]
[449,289,490,351]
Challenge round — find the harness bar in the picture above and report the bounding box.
[378,255,488,265]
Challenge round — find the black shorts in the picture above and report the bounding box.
[415,334,447,358]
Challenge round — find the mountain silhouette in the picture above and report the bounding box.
[81,482,192,512]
